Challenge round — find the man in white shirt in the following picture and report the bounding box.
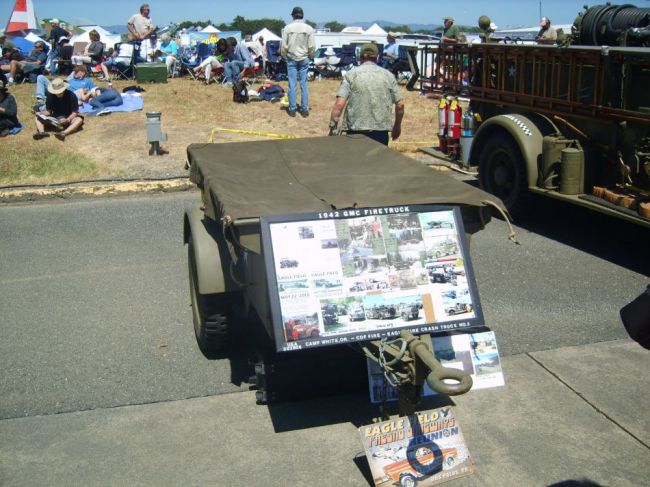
[281,6,315,117]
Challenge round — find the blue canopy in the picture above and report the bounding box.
[11,36,35,55]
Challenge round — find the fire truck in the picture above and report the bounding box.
[421,4,650,228]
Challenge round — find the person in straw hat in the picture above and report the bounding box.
[33,77,83,141]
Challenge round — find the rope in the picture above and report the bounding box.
[208,127,298,142]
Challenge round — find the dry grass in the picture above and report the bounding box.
[3,75,440,186]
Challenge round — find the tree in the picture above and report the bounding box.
[305,19,317,29]
[217,16,284,36]
[383,24,412,34]
[324,20,346,32]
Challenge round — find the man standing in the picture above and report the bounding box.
[442,16,460,43]
[536,17,557,44]
[127,3,155,60]
[127,4,154,41]
[281,6,315,117]
[328,43,404,146]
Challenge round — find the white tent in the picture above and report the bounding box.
[70,25,121,50]
[364,23,387,36]
[251,27,280,42]
[24,31,47,45]
[200,25,220,33]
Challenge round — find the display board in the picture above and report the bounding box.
[260,205,485,352]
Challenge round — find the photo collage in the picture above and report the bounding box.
[269,209,478,347]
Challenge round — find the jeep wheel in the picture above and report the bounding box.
[399,473,417,487]
[478,132,530,217]
[189,237,230,354]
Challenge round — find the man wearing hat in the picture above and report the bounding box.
[536,17,557,44]
[442,16,460,43]
[33,77,83,141]
[281,6,315,117]
[328,43,404,146]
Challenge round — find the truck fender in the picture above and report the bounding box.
[470,114,550,188]
[184,207,226,295]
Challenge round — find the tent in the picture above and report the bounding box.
[11,36,35,55]
[24,31,46,45]
[251,27,280,42]
[69,25,121,50]
[200,25,220,33]
[364,23,387,36]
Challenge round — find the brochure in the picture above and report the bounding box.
[359,407,475,486]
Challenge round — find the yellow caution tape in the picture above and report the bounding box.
[208,127,298,143]
[391,141,437,145]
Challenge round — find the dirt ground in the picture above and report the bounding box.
[6,75,441,183]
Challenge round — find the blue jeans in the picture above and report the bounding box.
[36,74,50,100]
[89,89,123,110]
[224,60,245,83]
[287,58,309,112]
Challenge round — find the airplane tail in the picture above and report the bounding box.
[5,0,39,35]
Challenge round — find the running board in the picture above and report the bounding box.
[528,186,650,228]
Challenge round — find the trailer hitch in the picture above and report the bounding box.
[365,330,473,415]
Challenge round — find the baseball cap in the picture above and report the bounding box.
[51,18,59,24]
[444,16,454,22]
[540,17,550,24]
[291,7,304,17]
[360,43,378,57]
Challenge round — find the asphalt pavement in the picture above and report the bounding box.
[1,191,648,486]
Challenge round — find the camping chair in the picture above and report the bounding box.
[181,43,213,80]
[108,42,141,80]
[338,44,357,72]
[54,44,74,76]
[264,40,286,81]
[240,59,264,84]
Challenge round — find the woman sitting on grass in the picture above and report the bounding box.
[33,77,84,141]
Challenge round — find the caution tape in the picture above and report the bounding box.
[208,127,298,143]
[390,141,437,145]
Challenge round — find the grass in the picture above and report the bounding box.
[1,137,98,186]
[2,74,440,187]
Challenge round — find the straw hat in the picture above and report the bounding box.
[47,78,69,95]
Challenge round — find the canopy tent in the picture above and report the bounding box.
[180,30,241,47]
[24,31,46,44]
[5,0,39,35]
[364,23,387,36]
[200,25,220,33]
[70,25,121,50]
[251,27,280,42]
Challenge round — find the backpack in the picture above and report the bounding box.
[232,80,249,103]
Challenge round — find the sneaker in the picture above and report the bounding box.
[95,108,111,116]
[33,132,49,140]
[287,110,297,117]
[54,132,66,141]
[300,109,310,118]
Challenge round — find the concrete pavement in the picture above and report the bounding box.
[1,339,648,486]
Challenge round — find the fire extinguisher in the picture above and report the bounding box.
[437,96,449,153]
[447,97,462,140]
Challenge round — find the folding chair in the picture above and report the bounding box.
[181,43,213,80]
[108,42,141,80]
[338,44,357,72]
[240,60,264,84]
[265,40,286,81]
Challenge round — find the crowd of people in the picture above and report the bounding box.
[4,3,564,144]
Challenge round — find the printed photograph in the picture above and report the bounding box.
[298,226,315,239]
[283,313,320,342]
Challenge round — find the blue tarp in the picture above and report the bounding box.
[11,37,35,55]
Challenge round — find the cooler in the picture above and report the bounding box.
[136,63,167,83]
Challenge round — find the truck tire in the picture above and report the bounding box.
[478,133,530,217]
[188,236,229,354]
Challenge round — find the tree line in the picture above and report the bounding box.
[174,16,483,36]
